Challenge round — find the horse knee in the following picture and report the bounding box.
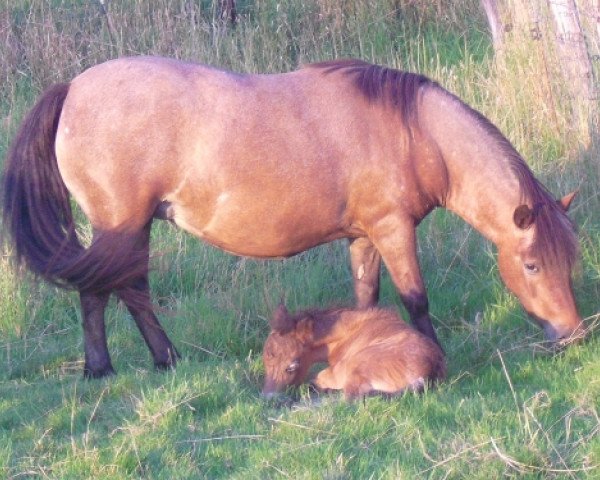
[401,291,429,317]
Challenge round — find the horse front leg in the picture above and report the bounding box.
[349,237,381,308]
[80,290,114,378]
[372,218,442,348]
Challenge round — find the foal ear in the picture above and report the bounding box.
[296,317,314,343]
[558,190,578,212]
[270,303,294,333]
[513,204,536,229]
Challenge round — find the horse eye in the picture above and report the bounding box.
[286,360,300,373]
[524,263,539,274]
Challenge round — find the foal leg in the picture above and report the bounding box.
[349,237,382,308]
[313,366,343,392]
[371,218,441,347]
[343,374,374,401]
[115,224,179,370]
[80,290,113,378]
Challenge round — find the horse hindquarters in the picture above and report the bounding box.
[2,82,175,377]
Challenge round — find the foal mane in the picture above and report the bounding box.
[307,60,578,271]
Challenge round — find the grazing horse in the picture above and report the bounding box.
[262,304,446,400]
[2,57,584,378]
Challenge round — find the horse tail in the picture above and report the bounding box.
[2,83,146,293]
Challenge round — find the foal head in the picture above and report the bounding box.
[262,304,316,398]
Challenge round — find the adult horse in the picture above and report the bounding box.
[2,58,585,378]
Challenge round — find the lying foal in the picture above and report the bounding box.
[262,304,446,400]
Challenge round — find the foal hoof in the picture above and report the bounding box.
[83,364,116,379]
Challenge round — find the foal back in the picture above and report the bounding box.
[313,308,447,399]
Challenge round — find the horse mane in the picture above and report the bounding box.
[307,60,578,271]
[306,59,434,128]
[453,97,579,271]
[509,152,578,272]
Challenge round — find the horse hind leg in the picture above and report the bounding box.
[117,276,179,370]
[79,227,140,378]
[115,222,179,370]
[81,290,113,378]
[349,237,381,308]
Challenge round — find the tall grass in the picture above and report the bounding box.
[1,0,599,478]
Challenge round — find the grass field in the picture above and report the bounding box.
[1,1,599,478]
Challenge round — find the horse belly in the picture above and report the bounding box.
[169,189,347,258]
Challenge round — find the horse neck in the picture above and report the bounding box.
[419,88,524,245]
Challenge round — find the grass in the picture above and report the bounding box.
[1,0,599,478]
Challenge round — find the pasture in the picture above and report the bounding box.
[1,1,599,477]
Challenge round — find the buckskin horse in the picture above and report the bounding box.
[262,304,446,400]
[2,57,585,378]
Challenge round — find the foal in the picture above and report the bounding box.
[262,304,446,400]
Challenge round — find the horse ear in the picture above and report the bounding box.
[513,204,535,229]
[558,190,578,212]
[270,303,293,333]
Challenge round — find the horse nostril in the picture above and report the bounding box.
[544,323,587,345]
[559,328,587,346]
[543,324,560,343]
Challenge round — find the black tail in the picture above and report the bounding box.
[2,83,146,293]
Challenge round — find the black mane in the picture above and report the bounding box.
[308,59,578,271]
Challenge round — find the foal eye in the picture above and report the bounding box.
[524,263,540,274]
[285,361,300,373]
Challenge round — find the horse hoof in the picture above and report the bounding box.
[83,365,116,379]
[154,359,177,371]
[154,346,180,371]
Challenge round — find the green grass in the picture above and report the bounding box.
[1,0,599,478]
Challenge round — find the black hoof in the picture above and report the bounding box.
[154,360,176,371]
[83,364,116,379]
[154,346,181,371]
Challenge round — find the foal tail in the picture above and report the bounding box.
[2,83,145,293]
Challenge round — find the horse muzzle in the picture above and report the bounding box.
[542,321,587,345]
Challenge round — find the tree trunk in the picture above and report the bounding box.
[481,0,505,50]
[548,0,593,101]
[218,0,237,25]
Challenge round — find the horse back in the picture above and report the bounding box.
[54,57,434,255]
